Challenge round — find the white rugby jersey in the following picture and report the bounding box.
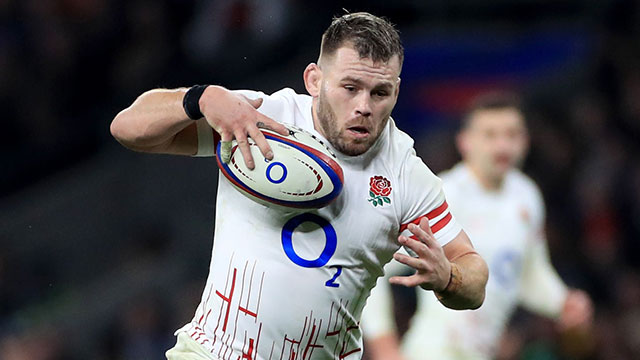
[362,163,568,360]
[176,88,462,360]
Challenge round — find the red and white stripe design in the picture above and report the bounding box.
[399,200,453,237]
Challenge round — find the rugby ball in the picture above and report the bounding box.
[215,124,344,209]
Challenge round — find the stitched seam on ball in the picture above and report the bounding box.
[281,158,323,196]
[231,157,255,183]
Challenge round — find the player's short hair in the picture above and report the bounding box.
[462,91,524,129]
[320,12,404,68]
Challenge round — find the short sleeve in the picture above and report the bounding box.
[194,118,218,157]
[193,88,297,156]
[231,89,297,125]
[398,151,462,247]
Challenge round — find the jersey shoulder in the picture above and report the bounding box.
[232,88,312,127]
[382,123,448,220]
[382,120,423,173]
[437,163,475,201]
[507,169,543,203]
[381,122,443,193]
[438,163,468,187]
[506,169,546,225]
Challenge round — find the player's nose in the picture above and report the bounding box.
[494,134,515,151]
[354,93,372,117]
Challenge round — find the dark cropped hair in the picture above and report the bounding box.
[462,91,524,129]
[320,12,404,67]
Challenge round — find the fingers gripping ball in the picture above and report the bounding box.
[216,124,344,209]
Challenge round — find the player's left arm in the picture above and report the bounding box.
[519,183,593,332]
[390,218,488,310]
[519,238,593,331]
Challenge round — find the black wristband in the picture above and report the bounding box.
[183,85,209,120]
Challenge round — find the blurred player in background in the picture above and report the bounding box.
[110,12,488,360]
[361,93,593,360]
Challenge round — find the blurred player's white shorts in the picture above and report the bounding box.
[166,332,218,360]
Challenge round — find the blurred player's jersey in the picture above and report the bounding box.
[365,163,567,360]
[175,88,462,360]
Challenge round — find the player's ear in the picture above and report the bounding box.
[521,129,531,157]
[304,63,322,97]
[456,131,469,156]
[394,77,401,99]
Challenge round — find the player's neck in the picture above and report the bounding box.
[310,100,324,137]
[466,164,504,191]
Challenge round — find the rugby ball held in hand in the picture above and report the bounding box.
[216,124,344,209]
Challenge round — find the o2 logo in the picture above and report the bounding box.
[281,213,342,288]
[491,250,521,289]
[266,161,287,184]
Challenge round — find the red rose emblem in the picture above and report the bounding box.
[370,176,392,197]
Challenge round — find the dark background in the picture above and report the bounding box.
[2,0,640,359]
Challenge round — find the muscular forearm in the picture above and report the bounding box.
[110,88,197,154]
[435,253,488,310]
[365,333,405,360]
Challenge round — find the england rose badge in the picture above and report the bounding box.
[368,176,392,207]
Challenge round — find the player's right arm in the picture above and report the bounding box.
[110,86,288,168]
[395,148,488,310]
[110,88,197,155]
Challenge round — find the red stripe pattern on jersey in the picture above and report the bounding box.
[399,200,451,234]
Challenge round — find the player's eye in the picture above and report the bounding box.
[373,90,389,97]
[506,128,523,139]
[484,130,497,139]
[344,85,357,92]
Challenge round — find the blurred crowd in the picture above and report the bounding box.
[2,0,640,359]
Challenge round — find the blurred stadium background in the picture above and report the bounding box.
[1,0,639,359]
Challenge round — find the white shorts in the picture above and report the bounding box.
[166,332,218,360]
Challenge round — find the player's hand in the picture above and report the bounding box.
[198,86,288,170]
[557,289,595,357]
[558,289,593,331]
[389,217,452,291]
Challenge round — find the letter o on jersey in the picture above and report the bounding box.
[281,213,337,268]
